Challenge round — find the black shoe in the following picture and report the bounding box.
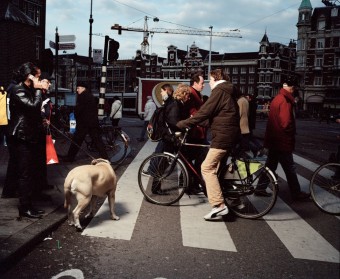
[19,207,44,218]
[254,189,272,197]
[292,191,311,201]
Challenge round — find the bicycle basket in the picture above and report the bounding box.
[224,159,262,180]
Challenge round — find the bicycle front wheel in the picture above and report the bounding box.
[104,128,128,165]
[310,162,340,215]
[225,167,278,219]
[138,153,189,206]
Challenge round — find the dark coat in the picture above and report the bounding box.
[75,90,99,129]
[163,97,183,141]
[8,82,44,143]
[177,81,240,150]
[264,88,296,152]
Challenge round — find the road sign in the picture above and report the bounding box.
[59,35,76,42]
[49,40,56,49]
[59,43,76,50]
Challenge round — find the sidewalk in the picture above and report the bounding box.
[0,138,87,272]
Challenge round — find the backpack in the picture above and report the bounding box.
[147,106,167,141]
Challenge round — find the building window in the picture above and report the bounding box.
[170,53,174,59]
[334,76,340,86]
[266,60,271,68]
[274,73,280,82]
[23,1,41,25]
[249,66,255,73]
[260,60,266,68]
[316,39,324,49]
[225,67,230,74]
[248,87,254,95]
[265,74,271,82]
[331,8,338,17]
[232,67,238,74]
[239,86,245,94]
[259,74,265,82]
[314,76,322,86]
[241,67,247,74]
[260,46,266,53]
[240,76,246,84]
[335,56,340,67]
[249,76,255,84]
[232,76,238,84]
[275,60,280,68]
[315,57,323,67]
[317,19,325,31]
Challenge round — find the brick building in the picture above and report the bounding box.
[0,0,46,86]
[295,0,340,113]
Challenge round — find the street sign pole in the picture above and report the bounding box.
[55,27,59,111]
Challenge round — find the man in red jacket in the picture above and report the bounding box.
[258,77,310,201]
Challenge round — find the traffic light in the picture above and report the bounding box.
[108,39,120,62]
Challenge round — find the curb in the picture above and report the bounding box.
[0,205,67,273]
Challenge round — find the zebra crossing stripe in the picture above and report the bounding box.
[180,194,237,252]
[82,141,157,240]
[271,165,339,263]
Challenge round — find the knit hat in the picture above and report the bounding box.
[76,81,88,88]
[283,76,298,87]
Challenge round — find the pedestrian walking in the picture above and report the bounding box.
[110,96,122,126]
[138,95,156,142]
[257,77,310,201]
[60,82,108,162]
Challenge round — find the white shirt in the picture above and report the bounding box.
[144,99,156,121]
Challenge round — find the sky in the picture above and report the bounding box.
[45,0,322,60]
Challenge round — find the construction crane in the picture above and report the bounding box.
[111,16,242,55]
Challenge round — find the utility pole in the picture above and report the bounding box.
[88,0,93,92]
[55,27,59,110]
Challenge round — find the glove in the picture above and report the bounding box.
[176,120,188,129]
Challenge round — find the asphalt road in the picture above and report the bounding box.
[2,116,339,279]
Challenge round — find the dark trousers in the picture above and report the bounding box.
[2,136,17,197]
[139,120,149,140]
[111,118,120,127]
[261,149,302,197]
[67,126,108,160]
[11,138,39,208]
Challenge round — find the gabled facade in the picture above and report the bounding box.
[296,0,340,112]
[258,32,297,98]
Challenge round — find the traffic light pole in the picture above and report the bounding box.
[97,35,109,118]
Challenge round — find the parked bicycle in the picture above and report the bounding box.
[84,117,130,165]
[310,161,340,215]
[49,105,71,139]
[138,129,278,219]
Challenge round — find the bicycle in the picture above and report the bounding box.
[84,117,130,165]
[138,129,279,219]
[309,162,340,215]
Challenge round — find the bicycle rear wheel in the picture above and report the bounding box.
[104,127,128,165]
[310,162,340,215]
[224,167,278,219]
[138,153,189,205]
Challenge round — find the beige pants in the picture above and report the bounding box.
[201,148,227,207]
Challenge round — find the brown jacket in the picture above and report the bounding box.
[177,81,240,150]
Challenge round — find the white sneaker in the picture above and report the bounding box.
[204,205,229,220]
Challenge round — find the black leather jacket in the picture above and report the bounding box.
[8,82,44,143]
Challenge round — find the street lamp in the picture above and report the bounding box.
[208,26,213,77]
[88,0,94,92]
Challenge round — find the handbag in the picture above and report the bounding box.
[46,127,59,164]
